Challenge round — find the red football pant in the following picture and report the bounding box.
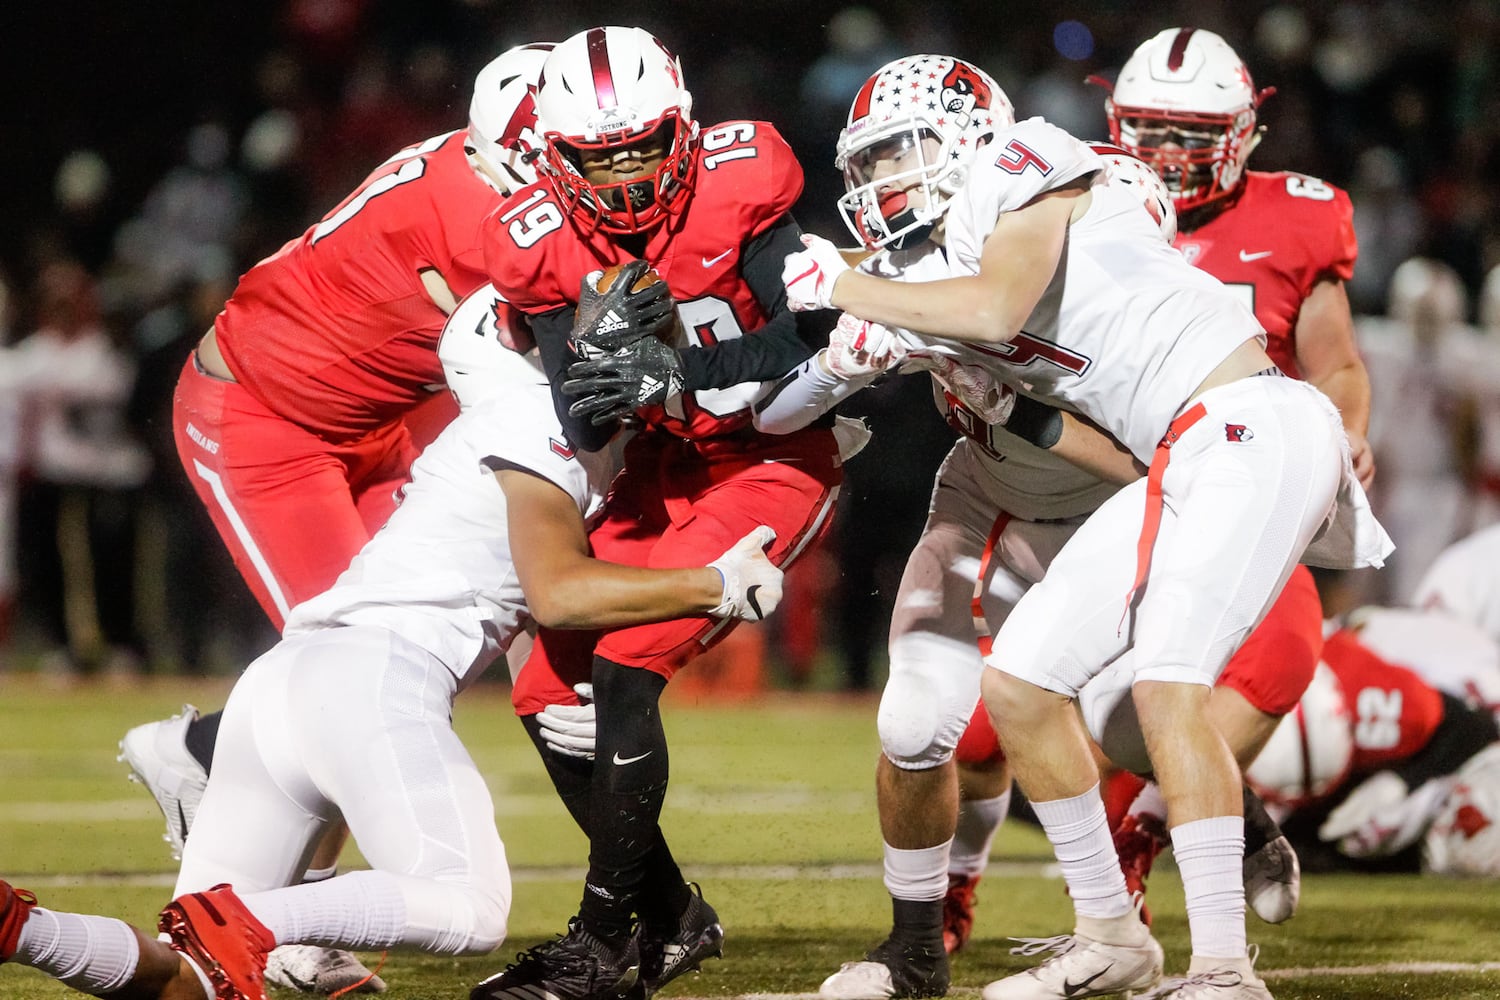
[172,357,416,630]
[511,427,841,715]
[955,564,1324,767]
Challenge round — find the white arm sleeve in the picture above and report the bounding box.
[750,353,880,435]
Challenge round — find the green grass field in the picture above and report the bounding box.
[2,675,1498,999]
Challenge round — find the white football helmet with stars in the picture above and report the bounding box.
[836,54,1014,251]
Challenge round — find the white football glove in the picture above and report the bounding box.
[708,526,783,621]
[536,683,597,759]
[1320,771,1455,857]
[783,234,851,312]
[824,311,906,379]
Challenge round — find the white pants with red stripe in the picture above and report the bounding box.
[174,625,511,954]
[880,441,1087,769]
[989,377,1345,696]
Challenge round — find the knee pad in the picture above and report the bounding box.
[878,633,984,769]
[459,886,510,955]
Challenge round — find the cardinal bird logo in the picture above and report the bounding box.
[1225,423,1254,442]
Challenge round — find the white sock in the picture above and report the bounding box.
[1031,783,1132,920]
[242,870,407,949]
[1172,816,1247,960]
[15,907,140,994]
[950,790,1011,877]
[882,839,952,901]
[1128,782,1167,824]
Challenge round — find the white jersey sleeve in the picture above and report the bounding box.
[944,117,1106,275]
[284,380,617,689]
[938,119,1263,460]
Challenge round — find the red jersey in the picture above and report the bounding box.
[484,120,803,439]
[1322,629,1446,773]
[1173,171,1356,378]
[216,131,501,441]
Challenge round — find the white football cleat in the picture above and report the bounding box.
[983,919,1163,1000]
[1243,835,1300,924]
[266,945,388,994]
[118,705,207,860]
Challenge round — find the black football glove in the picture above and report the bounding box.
[569,259,676,359]
[562,335,685,425]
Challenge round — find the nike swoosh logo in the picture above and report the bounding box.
[1062,964,1112,996]
[613,750,653,765]
[746,585,765,620]
[702,248,734,268]
[1239,249,1273,262]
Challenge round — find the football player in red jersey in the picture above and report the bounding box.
[471,26,843,1000]
[1245,626,1499,866]
[117,43,552,996]
[1103,27,1373,490]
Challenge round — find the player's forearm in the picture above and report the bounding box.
[1052,412,1147,484]
[528,561,723,630]
[830,270,1023,344]
[1310,362,1371,437]
[752,353,876,434]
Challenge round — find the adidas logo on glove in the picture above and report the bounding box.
[596,309,630,336]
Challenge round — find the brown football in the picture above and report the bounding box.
[595,260,664,295]
[595,261,683,343]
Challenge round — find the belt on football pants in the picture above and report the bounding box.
[972,511,1014,658]
[1120,400,1208,635]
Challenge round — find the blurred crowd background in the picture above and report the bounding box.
[4,0,1500,689]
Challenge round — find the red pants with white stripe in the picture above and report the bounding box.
[510,425,842,715]
[172,356,416,629]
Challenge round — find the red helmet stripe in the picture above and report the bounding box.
[851,74,879,121]
[499,88,538,145]
[1167,27,1196,72]
[586,27,617,107]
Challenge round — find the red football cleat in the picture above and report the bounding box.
[1113,813,1170,927]
[158,883,275,1000]
[1,880,39,963]
[941,873,980,954]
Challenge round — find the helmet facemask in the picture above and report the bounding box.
[544,113,697,235]
[1111,105,1261,214]
[838,125,951,251]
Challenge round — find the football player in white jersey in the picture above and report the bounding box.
[1411,523,1500,646]
[0,286,784,1000]
[784,60,1390,1000]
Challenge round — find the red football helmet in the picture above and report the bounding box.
[533,26,698,235]
[1104,28,1274,214]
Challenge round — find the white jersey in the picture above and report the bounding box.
[284,374,616,689]
[864,242,1120,522]
[1347,605,1500,713]
[940,117,1263,461]
[1412,524,1500,644]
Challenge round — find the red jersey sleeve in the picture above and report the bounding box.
[1174,171,1357,376]
[1323,630,1446,773]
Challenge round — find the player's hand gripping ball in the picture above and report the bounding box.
[570,259,678,359]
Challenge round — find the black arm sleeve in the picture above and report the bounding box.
[1394,692,1500,789]
[530,305,620,453]
[677,214,833,390]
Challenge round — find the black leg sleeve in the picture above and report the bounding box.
[520,713,597,836]
[184,711,223,776]
[578,657,671,939]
